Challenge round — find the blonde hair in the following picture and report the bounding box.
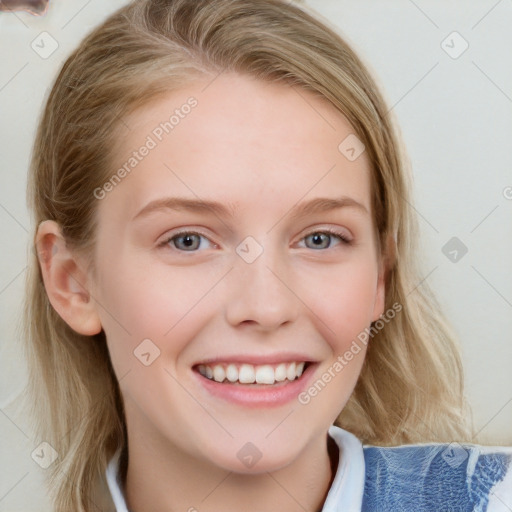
[22,0,472,510]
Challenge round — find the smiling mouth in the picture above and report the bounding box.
[193,361,312,385]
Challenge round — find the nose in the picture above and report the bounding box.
[224,241,300,332]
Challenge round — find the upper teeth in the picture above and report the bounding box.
[197,362,306,384]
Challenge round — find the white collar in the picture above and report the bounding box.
[105,424,365,512]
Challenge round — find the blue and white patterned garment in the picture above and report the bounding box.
[106,425,512,511]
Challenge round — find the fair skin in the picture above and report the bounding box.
[36,73,387,512]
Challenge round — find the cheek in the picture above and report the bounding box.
[296,261,376,420]
[298,257,379,348]
[93,256,219,368]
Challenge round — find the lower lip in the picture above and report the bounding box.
[193,364,317,408]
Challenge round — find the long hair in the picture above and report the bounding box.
[22,0,472,510]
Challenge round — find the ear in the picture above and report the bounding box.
[35,220,102,336]
[371,231,396,322]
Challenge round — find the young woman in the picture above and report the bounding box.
[23,0,512,510]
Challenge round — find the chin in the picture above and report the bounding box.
[205,445,297,475]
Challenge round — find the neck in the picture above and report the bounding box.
[123,427,338,512]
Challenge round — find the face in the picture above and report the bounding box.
[89,73,385,473]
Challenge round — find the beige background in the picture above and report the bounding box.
[1,1,511,510]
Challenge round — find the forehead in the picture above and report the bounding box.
[101,73,373,222]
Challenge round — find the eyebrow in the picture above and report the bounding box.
[131,195,369,222]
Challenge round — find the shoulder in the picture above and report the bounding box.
[362,441,512,511]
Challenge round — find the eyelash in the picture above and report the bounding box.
[158,228,352,252]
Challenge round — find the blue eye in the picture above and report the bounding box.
[300,229,352,250]
[160,231,212,252]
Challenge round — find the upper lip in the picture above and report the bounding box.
[193,353,318,367]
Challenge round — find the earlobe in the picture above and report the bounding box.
[35,220,102,336]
